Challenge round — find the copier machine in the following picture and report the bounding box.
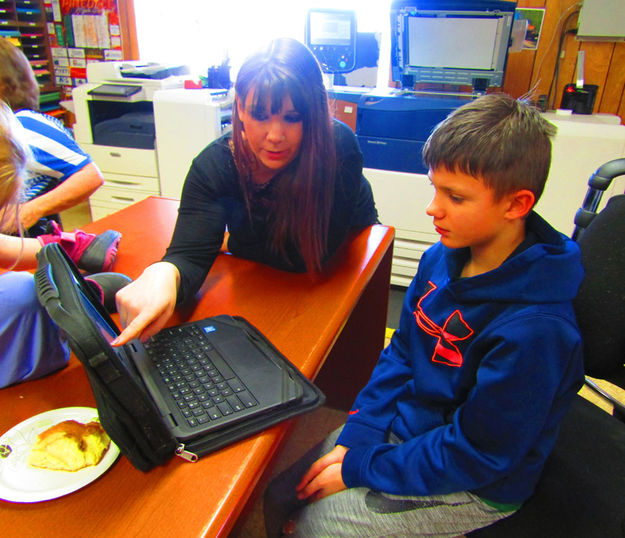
[72,61,233,218]
[354,88,470,174]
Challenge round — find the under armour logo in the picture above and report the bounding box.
[414,281,473,367]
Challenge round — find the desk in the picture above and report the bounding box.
[0,196,394,537]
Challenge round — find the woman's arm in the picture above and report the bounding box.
[114,139,233,342]
[161,143,233,304]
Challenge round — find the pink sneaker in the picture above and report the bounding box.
[38,221,121,273]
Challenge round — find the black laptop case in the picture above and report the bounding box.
[34,243,324,471]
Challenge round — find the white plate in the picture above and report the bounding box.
[0,407,120,503]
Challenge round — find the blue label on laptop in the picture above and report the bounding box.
[203,326,216,333]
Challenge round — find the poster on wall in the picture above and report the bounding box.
[45,0,122,99]
[514,8,545,51]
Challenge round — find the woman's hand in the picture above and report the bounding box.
[295,445,348,502]
[112,262,180,346]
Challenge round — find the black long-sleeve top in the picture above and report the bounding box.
[162,120,378,304]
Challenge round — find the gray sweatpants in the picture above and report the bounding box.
[264,427,517,537]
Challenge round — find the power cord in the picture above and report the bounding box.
[547,11,581,110]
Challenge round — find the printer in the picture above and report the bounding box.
[73,61,191,150]
[327,87,471,286]
[328,87,468,173]
[72,61,233,218]
[355,89,469,174]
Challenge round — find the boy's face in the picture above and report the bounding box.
[426,167,514,251]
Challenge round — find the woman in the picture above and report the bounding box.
[0,102,128,388]
[114,37,378,345]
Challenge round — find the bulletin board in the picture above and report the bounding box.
[45,0,123,99]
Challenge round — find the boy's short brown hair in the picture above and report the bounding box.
[422,93,556,203]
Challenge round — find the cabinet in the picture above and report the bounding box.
[365,168,435,288]
[0,0,61,114]
[81,143,160,221]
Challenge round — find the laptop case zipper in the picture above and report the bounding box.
[175,444,199,462]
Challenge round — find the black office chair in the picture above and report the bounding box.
[469,158,625,538]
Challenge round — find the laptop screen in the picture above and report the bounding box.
[58,256,149,385]
[77,288,119,342]
[58,244,121,341]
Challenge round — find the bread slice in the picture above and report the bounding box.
[28,420,110,472]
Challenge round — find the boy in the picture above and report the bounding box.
[263,93,585,537]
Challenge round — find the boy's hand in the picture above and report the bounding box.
[296,445,348,502]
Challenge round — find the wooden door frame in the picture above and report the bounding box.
[118,0,139,60]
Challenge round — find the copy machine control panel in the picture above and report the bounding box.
[305,9,356,73]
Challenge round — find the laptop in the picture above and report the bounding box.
[35,243,324,469]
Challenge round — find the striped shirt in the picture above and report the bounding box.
[16,109,92,202]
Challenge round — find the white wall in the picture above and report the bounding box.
[132,1,391,86]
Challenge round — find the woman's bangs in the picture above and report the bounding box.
[250,72,306,118]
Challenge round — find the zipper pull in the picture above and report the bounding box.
[175,444,199,462]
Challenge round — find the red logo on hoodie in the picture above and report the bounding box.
[413,281,473,367]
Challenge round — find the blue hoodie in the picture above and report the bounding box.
[337,211,584,505]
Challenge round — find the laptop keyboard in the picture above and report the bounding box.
[145,324,259,429]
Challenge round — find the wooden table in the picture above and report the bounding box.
[0,196,394,537]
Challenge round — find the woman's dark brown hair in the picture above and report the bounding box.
[231,37,336,272]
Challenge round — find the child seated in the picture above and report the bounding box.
[0,102,128,388]
[263,93,585,537]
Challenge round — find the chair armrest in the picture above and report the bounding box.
[584,377,625,423]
